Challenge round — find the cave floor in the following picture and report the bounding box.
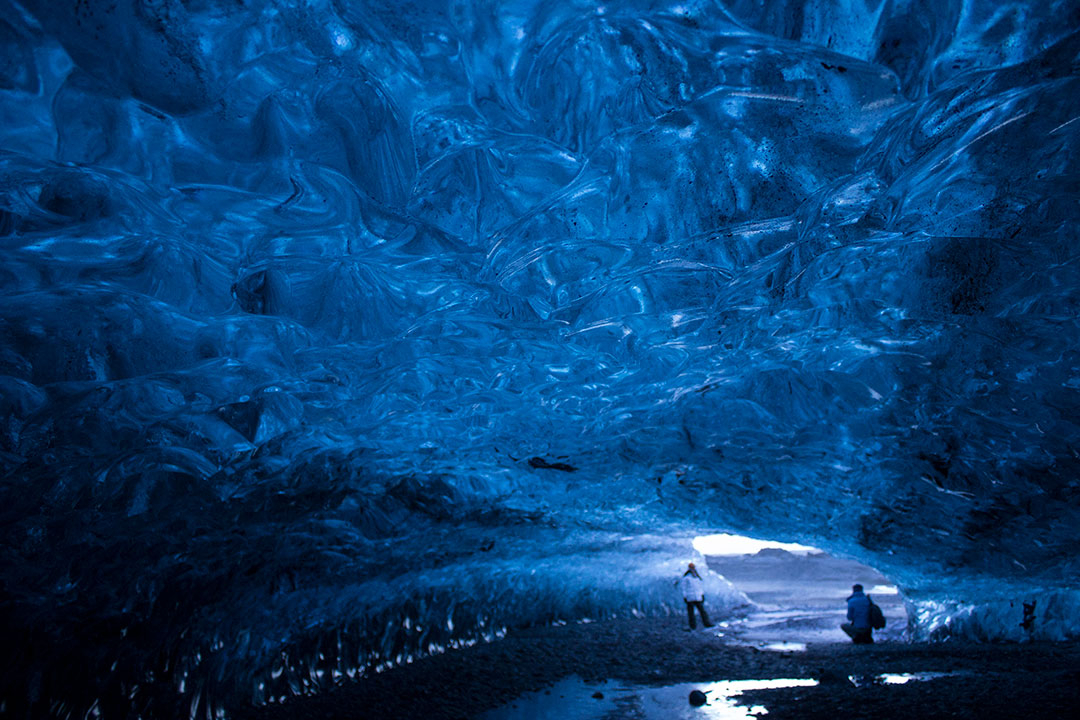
[239,616,1080,720]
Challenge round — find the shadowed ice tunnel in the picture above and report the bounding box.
[1,0,1079,717]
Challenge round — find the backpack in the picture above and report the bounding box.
[869,598,886,629]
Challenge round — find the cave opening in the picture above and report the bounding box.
[692,533,909,647]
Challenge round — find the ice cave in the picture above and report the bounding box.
[0,0,1078,717]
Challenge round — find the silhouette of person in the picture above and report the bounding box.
[1020,600,1036,636]
[841,583,874,644]
[678,562,713,630]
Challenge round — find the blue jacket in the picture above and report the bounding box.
[847,590,871,629]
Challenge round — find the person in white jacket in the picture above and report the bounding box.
[678,562,713,629]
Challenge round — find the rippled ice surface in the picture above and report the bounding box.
[1,0,1079,717]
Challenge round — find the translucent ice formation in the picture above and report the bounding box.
[1,0,1078,717]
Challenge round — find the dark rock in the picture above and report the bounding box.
[816,667,854,686]
[689,689,708,706]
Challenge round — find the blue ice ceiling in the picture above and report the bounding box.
[1,0,1079,716]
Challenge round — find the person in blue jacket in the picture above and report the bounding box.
[841,583,874,644]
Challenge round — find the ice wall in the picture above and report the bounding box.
[1,0,1078,717]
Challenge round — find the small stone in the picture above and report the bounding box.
[689,689,708,706]
[592,691,604,699]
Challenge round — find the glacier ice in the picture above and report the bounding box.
[0,0,1079,717]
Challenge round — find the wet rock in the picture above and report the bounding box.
[816,667,854,687]
[689,689,708,706]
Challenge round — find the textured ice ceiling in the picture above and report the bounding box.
[1,0,1079,716]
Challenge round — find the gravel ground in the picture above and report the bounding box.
[233,616,1080,720]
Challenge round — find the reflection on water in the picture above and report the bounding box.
[758,642,807,652]
[481,676,818,720]
[850,672,957,687]
[484,671,964,719]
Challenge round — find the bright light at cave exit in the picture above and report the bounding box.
[693,533,820,556]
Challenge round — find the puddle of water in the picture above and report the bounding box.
[758,642,807,652]
[849,672,956,687]
[481,677,818,720]
[478,676,616,720]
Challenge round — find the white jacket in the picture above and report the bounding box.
[679,573,704,602]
